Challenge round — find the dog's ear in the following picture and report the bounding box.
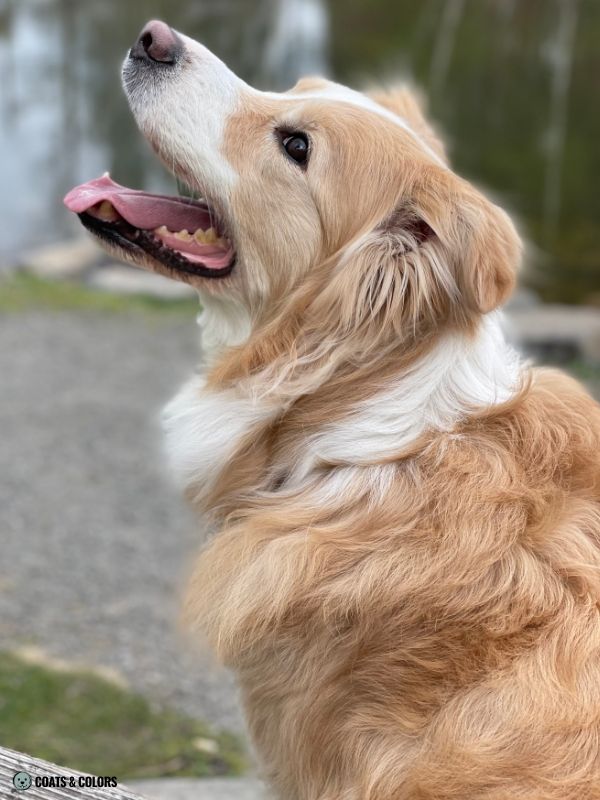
[368,85,448,165]
[330,165,520,337]
[291,76,331,94]
[365,89,520,313]
[405,166,521,315]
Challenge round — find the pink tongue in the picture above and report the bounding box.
[64,174,234,270]
[63,174,213,232]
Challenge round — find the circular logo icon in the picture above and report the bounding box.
[13,772,32,791]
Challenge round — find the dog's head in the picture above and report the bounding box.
[66,20,520,347]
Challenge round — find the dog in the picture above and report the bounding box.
[65,20,600,799]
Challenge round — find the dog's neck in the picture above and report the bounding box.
[281,313,522,486]
[195,290,252,360]
[163,309,522,512]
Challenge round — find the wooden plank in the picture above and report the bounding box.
[0,746,145,800]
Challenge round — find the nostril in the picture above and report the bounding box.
[130,20,180,65]
[141,32,153,54]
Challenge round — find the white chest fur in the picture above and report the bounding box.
[162,313,522,497]
[161,376,277,500]
[289,313,522,480]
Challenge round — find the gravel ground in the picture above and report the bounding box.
[129,778,263,800]
[1,307,598,745]
[0,309,245,734]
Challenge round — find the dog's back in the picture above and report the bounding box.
[185,366,600,799]
[69,21,600,797]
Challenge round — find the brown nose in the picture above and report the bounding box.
[130,20,180,64]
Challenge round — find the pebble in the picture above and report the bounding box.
[128,778,264,800]
[0,311,244,735]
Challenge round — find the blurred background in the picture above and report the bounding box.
[0,0,599,795]
[2,0,600,301]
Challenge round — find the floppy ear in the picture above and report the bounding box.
[328,165,520,339]
[366,87,520,313]
[407,166,521,314]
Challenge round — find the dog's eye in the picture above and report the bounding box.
[280,132,310,166]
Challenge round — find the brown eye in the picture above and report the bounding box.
[281,132,309,166]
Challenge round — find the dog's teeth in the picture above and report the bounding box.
[155,225,169,236]
[174,229,193,242]
[95,200,120,221]
[189,228,227,247]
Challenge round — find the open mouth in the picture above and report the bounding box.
[63,175,235,279]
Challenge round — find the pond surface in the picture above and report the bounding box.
[1,0,598,300]
[0,0,334,261]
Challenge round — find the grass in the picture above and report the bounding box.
[0,272,198,315]
[566,359,600,383]
[0,651,245,779]
[3,273,598,379]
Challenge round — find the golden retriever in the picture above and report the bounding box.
[65,20,600,799]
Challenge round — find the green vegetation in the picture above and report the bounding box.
[5,1,596,303]
[328,0,600,304]
[0,651,245,779]
[566,359,600,386]
[0,272,198,315]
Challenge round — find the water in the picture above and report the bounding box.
[0,0,330,262]
[262,0,329,88]
[0,0,598,301]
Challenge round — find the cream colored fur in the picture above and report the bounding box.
[118,28,600,800]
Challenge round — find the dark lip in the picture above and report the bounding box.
[78,212,236,280]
